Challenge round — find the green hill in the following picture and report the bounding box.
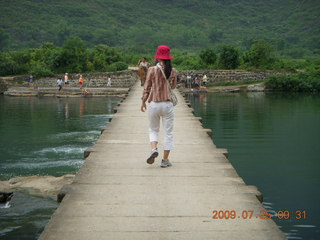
[0,0,319,57]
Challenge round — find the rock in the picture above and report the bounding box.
[0,81,8,94]
[0,192,13,203]
[247,83,265,91]
[0,175,75,197]
[57,184,73,203]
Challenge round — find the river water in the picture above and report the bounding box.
[1,93,319,239]
[0,96,120,239]
[186,92,320,240]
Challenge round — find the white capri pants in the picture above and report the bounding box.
[148,101,174,150]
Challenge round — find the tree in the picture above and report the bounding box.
[0,53,16,76]
[90,44,122,72]
[219,45,240,69]
[199,49,217,65]
[56,36,88,73]
[32,42,61,70]
[0,50,32,76]
[10,50,32,74]
[243,40,276,69]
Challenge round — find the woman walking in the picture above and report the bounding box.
[141,45,177,167]
[137,57,150,86]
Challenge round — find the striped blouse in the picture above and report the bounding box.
[141,65,177,103]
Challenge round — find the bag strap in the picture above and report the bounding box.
[156,63,172,90]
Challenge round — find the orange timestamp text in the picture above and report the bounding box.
[212,210,307,220]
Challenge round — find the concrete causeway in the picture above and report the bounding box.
[39,81,286,240]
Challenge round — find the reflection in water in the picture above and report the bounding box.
[64,102,69,119]
[79,99,84,117]
[187,92,320,240]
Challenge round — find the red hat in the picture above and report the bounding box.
[154,45,173,59]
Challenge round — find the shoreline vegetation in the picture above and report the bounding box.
[0,36,319,93]
[204,68,320,93]
[205,69,320,93]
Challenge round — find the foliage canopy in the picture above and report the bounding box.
[0,0,319,57]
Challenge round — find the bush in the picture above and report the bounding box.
[106,61,128,72]
[0,51,32,76]
[266,69,320,92]
[178,59,206,70]
[199,49,217,65]
[243,40,276,69]
[30,64,54,77]
[0,53,16,76]
[219,45,240,69]
[56,36,89,73]
[89,44,125,72]
[32,42,62,72]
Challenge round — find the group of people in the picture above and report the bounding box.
[185,74,208,89]
[56,73,112,92]
[57,73,71,91]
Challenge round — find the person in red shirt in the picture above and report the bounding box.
[78,75,83,88]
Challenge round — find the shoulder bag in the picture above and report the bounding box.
[157,63,178,106]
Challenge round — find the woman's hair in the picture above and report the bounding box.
[164,59,172,79]
[154,59,172,79]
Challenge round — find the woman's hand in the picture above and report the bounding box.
[141,102,147,112]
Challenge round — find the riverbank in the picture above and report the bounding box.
[0,70,138,95]
[180,82,266,93]
[3,86,129,97]
[1,68,294,96]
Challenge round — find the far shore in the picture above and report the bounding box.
[2,86,130,97]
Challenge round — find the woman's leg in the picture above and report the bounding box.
[147,102,160,164]
[163,150,170,160]
[162,102,174,160]
[150,141,158,150]
[148,102,160,147]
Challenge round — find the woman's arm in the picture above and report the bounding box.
[169,69,177,89]
[141,67,154,111]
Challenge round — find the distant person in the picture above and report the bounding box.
[194,76,198,88]
[186,75,191,88]
[194,75,201,89]
[64,73,69,86]
[57,78,63,91]
[137,57,150,86]
[107,77,112,87]
[202,74,208,86]
[141,45,177,168]
[28,75,33,87]
[78,75,84,88]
